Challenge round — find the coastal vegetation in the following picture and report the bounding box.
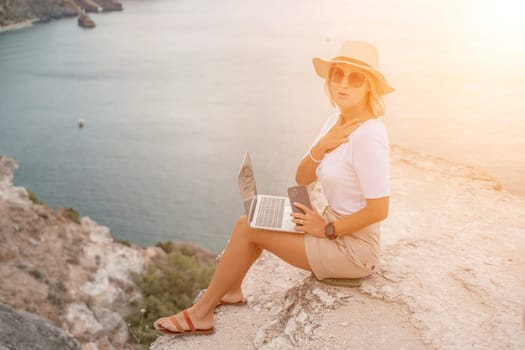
[63,207,81,224]
[27,189,43,205]
[0,155,218,348]
[0,0,122,29]
[27,189,80,224]
[128,243,216,346]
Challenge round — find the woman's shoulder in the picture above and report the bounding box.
[357,117,386,134]
[360,117,386,130]
[351,118,388,143]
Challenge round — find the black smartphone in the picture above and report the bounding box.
[287,185,312,214]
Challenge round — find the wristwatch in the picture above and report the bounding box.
[324,222,336,240]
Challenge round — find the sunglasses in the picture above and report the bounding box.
[329,67,366,88]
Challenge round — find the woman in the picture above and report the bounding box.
[153,40,394,336]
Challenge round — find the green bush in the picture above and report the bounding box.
[27,190,44,205]
[127,247,215,346]
[154,241,174,253]
[63,208,80,224]
[155,241,217,264]
[115,237,132,247]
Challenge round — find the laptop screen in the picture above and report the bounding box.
[237,152,258,217]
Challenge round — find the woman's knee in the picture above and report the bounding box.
[234,215,249,229]
[232,215,260,242]
[232,215,250,237]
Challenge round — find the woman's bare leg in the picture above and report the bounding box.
[220,243,262,303]
[155,214,312,331]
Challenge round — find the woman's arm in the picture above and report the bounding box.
[332,196,389,236]
[291,197,389,238]
[295,144,324,186]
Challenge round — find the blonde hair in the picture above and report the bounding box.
[366,77,386,117]
[324,66,386,117]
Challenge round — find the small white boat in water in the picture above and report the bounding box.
[78,118,85,128]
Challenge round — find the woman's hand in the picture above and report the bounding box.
[312,118,361,158]
[290,202,327,238]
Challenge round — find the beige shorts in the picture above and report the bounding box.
[305,206,380,280]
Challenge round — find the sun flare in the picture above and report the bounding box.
[460,0,525,51]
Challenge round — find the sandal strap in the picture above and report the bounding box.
[168,315,185,333]
[183,310,196,332]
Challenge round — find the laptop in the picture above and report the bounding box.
[237,152,301,233]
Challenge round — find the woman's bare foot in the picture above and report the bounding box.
[193,288,246,306]
[220,288,246,305]
[154,307,214,334]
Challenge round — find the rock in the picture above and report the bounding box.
[112,320,131,347]
[253,276,350,348]
[75,0,101,13]
[0,155,18,193]
[0,303,81,350]
[150,145,525,350]
[65,303,104,341]
[0,0,123,30]
[93,307,122,332]
[0,154,157,349]
[93,0,123,12]
[78,13,95,28]
[0,0,78,26]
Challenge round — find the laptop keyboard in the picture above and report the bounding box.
[255,196,285,228]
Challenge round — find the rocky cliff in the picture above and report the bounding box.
[0,0,122,28]
[1,145,524,350]
[151,146,525,349]
[0,154,162,350]
[0,303,81,350]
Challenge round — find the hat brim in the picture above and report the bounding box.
[312,57,395,96]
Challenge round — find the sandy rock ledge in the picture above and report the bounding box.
[151,145,525,350]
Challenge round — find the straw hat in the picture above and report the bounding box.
[313,40,394,96]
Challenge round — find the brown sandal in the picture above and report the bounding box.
[153,310,215,336]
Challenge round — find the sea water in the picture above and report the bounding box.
[1,0,524,251]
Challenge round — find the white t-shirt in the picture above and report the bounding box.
[309,114,390,215]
